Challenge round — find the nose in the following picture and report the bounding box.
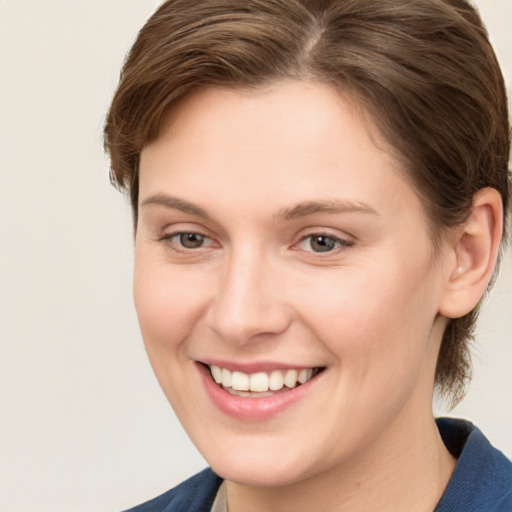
[205,248,292,346]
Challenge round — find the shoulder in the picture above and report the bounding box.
[435,418,512,512]
[123,468,223,512]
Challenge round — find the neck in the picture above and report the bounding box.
[226,412,456,512]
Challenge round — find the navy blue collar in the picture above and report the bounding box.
[434,417,512,512]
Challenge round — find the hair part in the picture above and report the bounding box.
[104,0,511,405]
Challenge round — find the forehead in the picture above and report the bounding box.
[153,81,390,163]
[139,81,426,229]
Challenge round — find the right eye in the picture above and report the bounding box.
[174,232,207,249]
[160,232,214,250]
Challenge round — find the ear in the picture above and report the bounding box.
[439,188,503,319]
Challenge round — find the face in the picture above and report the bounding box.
[135,82,449,487]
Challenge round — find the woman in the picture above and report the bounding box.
[104,0,511,510]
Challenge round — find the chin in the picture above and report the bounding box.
[211,458,310,488]
[200,438,321,488]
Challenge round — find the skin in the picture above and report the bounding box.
[134,81,500,511]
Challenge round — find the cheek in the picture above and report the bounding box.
[297,256,440,381]
[294,265,441,448]
[132,257,214,418]
[133,257,211,353]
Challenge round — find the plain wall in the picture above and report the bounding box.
[0,1,510,511]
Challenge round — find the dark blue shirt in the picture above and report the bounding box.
[435,418,511,511]
[124,418,512,512]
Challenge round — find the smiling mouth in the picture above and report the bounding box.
[206,364,325,398]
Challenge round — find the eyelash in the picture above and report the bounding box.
[158,231,353,255]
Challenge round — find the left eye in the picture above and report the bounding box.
[171,232,210,249]
[298,234,350,253]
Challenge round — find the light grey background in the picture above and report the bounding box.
[0,1,510,511]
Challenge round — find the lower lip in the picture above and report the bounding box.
[198,363,321,421]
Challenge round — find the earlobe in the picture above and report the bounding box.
[439,188,503,319]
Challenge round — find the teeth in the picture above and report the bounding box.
[211,365,222,384]
[231,371,249,391]
[269,370,284,391]
[249,372,268,392]
[208,365,317,393]
[221,368,232,388]
[284,369,298,388]
[298,368,313,384]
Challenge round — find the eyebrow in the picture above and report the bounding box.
[140,195,379,222]
[140,195,211,219]
[275,200,379,221]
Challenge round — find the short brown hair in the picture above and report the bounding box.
[104,0,510,405]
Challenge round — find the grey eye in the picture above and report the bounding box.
[308,235,339,252]
[178,232,206,249]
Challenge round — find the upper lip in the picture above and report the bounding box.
[198,359,324,374]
